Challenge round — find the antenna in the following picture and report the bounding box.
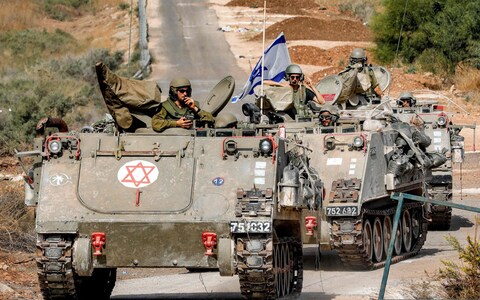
[259,0,267,116]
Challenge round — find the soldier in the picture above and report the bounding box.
[152,77,214,132]
[397,91,417,108]
[264,64,325,116]
[319,104,340,127]
[338,48,383,105]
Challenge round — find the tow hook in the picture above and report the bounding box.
[202,232,217,256]
[91,232,106,256]
[305,216,317,236]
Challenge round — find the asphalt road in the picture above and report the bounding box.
[110,195,479,300]
[147,0,248,115]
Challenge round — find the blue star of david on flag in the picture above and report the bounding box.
[231,32,291,103]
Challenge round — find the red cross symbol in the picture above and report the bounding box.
[121,162,156,187]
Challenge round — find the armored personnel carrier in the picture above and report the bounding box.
[16,65,325,299]
[392,94,465,230]
[253,85,444,269]
[316,68,464,231]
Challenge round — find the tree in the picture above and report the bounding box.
[371,0,480,74]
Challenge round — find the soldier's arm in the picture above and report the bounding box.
[374,85,383,97]
[304,77,325,104]
[264,80,288,87]
[370,69,383,97]
[152,107,177,132]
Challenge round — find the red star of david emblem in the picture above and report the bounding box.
[121,162,155,187]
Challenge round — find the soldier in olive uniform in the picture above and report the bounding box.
[319,104,340,127]
[397,91,417,108]
[152,77,214,132]
[264,64,325,117]
[340,48,383,102]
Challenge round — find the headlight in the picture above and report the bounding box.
[325,137,336,151]
[48,140,62,154]
[353,136,364,148]
[437,116,447,127]
[225,140,237,155]
[259,139,273,154]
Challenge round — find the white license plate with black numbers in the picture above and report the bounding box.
[326,206,358,216]
[230,221,272,233]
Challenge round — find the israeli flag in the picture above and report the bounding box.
[231,32,291,103]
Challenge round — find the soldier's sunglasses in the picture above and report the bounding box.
[178,88,189,94]
[289,75,301,80]
[319,115,332,121]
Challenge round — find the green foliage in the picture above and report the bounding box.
[371,0,480,75]
[118,2,130,10]
[437,228,480,299]
[0,29,78,67]
[337,0,380,23]
[0,49,123,155]
[39,0,91,20]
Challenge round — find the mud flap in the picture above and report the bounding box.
[217,236,234,276]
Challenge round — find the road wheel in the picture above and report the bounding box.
[383,216,392,256]
[402,210,413,252]
[362,219,373,261]
[373,217,383,262]
[411,208,421,239]
[394,217,403,256]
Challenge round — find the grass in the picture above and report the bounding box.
[0,1,40,31]
[315,0,381,23]
[455,63,480,104]
[0,182,35,252]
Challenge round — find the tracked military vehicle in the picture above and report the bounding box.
[253,84,444,269]
[16,64,326,299]
[315,65,464,232]
[392,93,465,230]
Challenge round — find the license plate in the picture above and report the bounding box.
[326,206,359,216]
[230,221,272,233]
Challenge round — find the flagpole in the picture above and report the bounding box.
[260,0,267,114]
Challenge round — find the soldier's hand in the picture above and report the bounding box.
[176,117,193,129]
[304,77,314,88]
[183,97,197,110]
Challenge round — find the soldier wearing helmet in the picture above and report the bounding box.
[397,91,417,108]
[264,64,325,116]
[342,48,383,100]
[152,77,214,132]
[319,104,340,127]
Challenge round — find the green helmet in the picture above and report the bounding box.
[319,104,340,117]
[215,112,238,128]
[350,48,367,65]
[284,64,304,80]
[169,77,192,99]
[170,77,191,88]
[398,91,416,106]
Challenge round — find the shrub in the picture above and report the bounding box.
[0,29,79,68]
[41,0,91,20]
[436,221,480,299]
[0,182,35,252]
[0,48,124,154]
